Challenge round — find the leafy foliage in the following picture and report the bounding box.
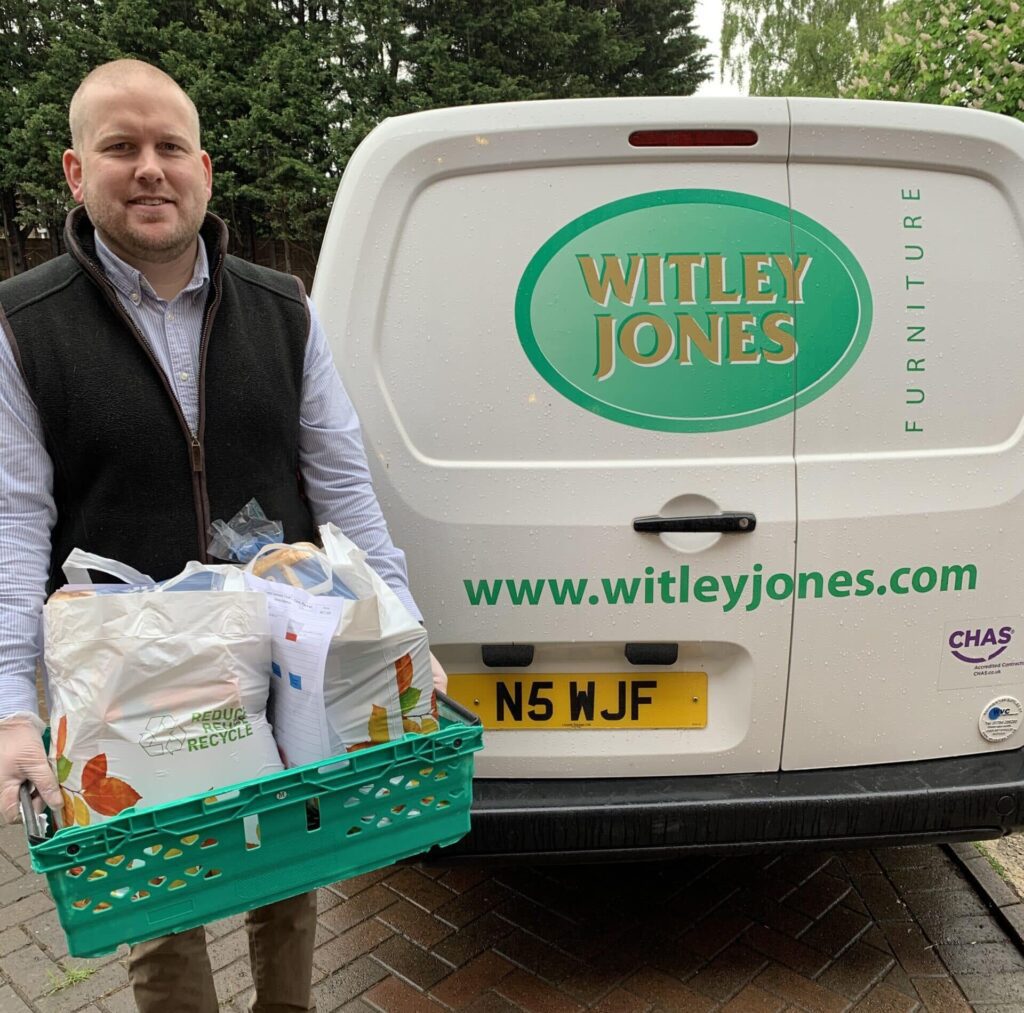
[2,0,712,272]
[847,0,1024,120]
[402,0,709,106]
[722,0,886,96]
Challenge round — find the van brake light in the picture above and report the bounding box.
[628,129,758,147]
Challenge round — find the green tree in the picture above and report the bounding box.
[165,1,341,268]
[401,0,606,107]
[2,0,339,269]
[402,0,709,109]
[2,0,712,275]
[721,0,885,96]
[325,0,407,171]
[1,0,105,268]
[848,0,1023,119]
[4,0,178,259]
[228,23,338,270]
[1,0,48,273]
[598,0,711,97]
[162,0,302,259]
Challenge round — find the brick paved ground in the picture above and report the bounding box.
[3,822,1023,1012]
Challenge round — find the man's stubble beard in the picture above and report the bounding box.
[83,188,204,265]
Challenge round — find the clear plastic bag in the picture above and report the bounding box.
[207,500,284,563]
[246,543,358,599]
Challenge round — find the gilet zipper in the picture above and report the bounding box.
[75,238,223,563]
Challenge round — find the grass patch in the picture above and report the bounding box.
[44,965,97,994]
[974,841,1009,878]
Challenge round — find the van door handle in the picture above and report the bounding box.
[633,512,756,534]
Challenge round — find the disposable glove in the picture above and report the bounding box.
[0,713,62,824]
[430,651,448,694]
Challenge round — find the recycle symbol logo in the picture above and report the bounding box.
[139,714,186,757]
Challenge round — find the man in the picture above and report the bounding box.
[0,59,442,1011]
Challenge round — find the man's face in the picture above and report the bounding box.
[62,77,213,267]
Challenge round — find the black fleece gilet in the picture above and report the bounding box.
[0,208,317,592]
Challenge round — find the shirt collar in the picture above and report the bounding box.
[94,231,210,303]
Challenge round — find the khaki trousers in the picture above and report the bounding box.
[128,890,317,1012]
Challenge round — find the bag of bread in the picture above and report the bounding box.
[245,525,436,766]
[45,551,283,830]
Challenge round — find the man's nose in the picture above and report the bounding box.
[134,147,165,182]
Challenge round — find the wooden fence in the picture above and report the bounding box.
[1,236,317,289]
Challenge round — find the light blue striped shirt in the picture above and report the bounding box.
[0,232,420,718]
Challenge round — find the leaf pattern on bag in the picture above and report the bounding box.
[55,744,141,828]
[399,687,421,714]
[404,714,439,734]
[60,789,75,828]
[83,776,142,817]
[56,715,67,756]
[81,754,107,790]
[56,756,72,784]
[395,654,413,695]
[73,796,90,826]
[368,704,390,744]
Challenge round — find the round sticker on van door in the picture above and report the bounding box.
[515,189,872,432]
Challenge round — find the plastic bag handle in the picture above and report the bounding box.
[244,542,335,596]
[61,548,154,587]
[318,525,368,565]
[158,561,248,592]
[318,525,379,599]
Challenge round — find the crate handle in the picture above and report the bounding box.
[203,789,241,807]
[436,691,481,727]
[316,759,351,776]
[19,782,48,845]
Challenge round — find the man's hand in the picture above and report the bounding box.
[0,715,62,824]
[429,651,448,694]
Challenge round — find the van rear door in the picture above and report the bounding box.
[313,99,800,778]
[783,100,1024,769]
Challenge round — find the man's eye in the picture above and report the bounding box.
[106,143,129,151]
[160,143,182,151]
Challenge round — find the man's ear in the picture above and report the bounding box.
[62,149,85,203]
[201,150,213,198]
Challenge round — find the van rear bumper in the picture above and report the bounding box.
[440,749,1024,860]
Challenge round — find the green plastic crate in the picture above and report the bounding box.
[24,694,482,958]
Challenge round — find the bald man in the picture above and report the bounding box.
[0,60,431,1011]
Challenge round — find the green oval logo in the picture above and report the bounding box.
[515,189,872,432]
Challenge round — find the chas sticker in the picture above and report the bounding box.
[939,618,1024,691]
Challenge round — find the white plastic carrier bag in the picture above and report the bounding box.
[244,524,437,767]
[45,550,283,829]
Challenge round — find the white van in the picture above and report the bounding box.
[313,98,1024,857]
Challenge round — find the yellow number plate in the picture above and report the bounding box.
[447,672,707,730]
